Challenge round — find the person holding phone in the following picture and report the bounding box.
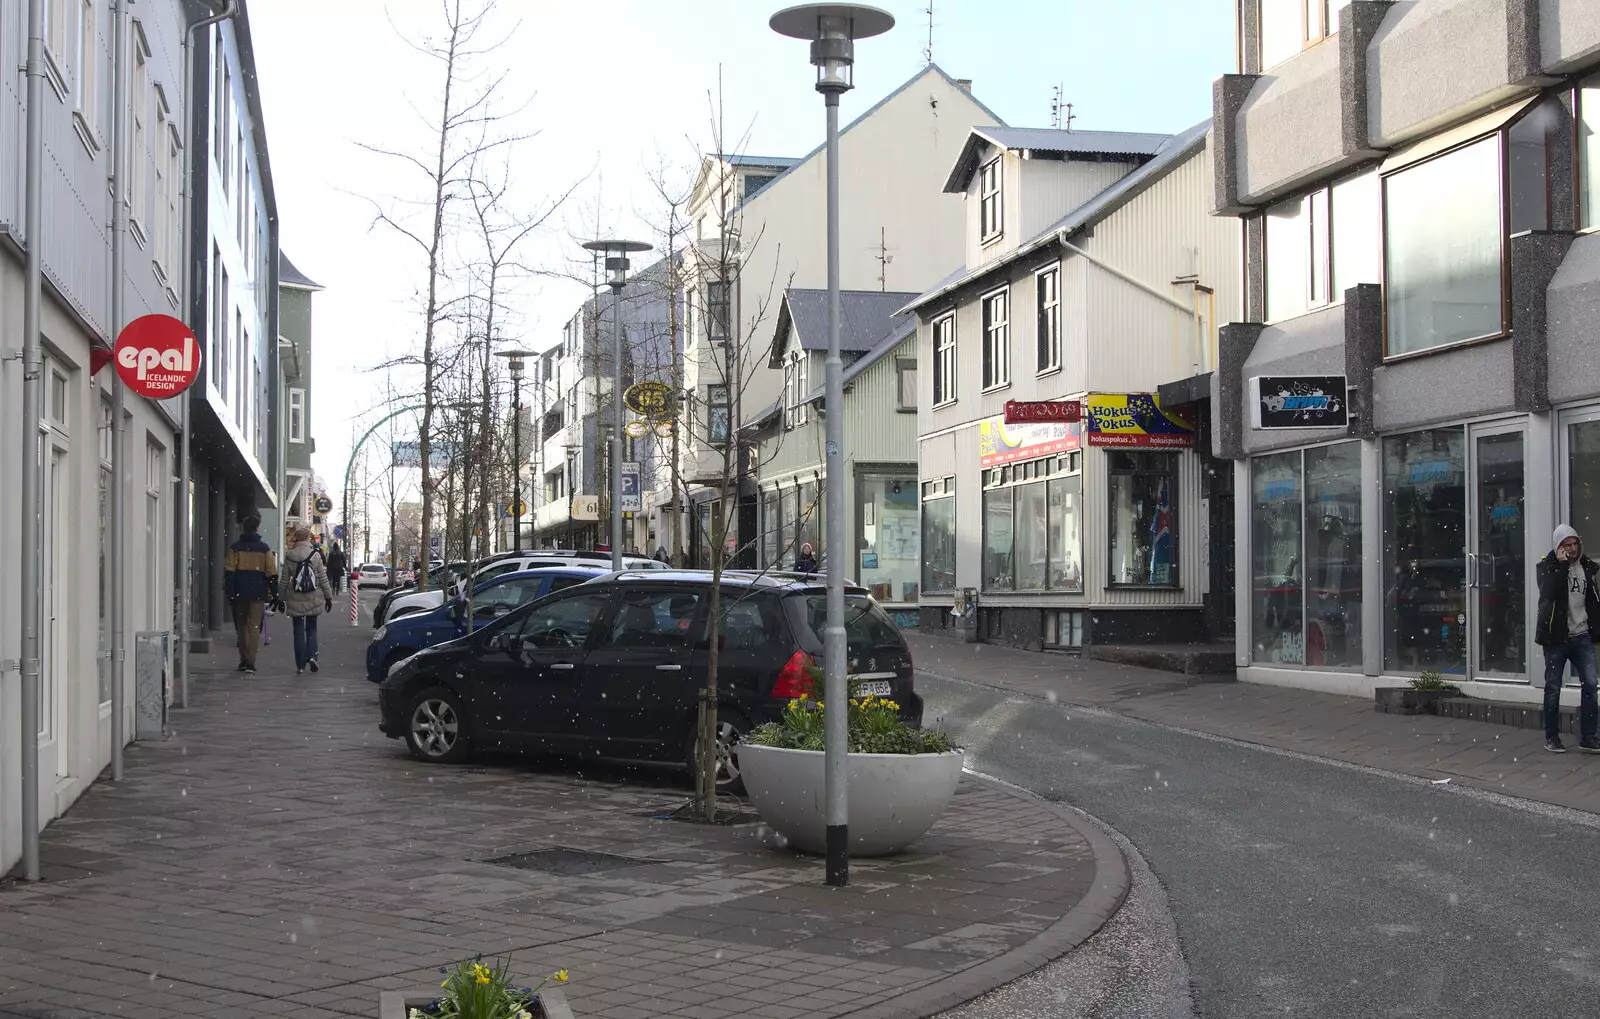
[1536,524,1600,753]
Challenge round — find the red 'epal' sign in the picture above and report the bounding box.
[114,314,201,398]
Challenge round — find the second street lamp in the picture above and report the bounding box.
[582,238,653,570]
[771,2,894,889]
[495,348,537,553]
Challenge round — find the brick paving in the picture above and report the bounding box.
[908,633,1600,815]
[0,615,1125,1019]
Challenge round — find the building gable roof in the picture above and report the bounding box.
[943,125,1173,193]
[278,252,323,291]
[770,288,920,368]
[907,119,1212,315]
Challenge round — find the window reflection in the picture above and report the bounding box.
[1580,77,1600,231]
[1304,442,1362,667]
[1252,452,1303,664]
[1383,429,1466,673]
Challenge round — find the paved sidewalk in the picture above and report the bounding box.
[908,633,1600,816]
[0,615,1126,1019]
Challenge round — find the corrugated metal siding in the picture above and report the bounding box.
[1017,159,1133,242]
[1,0,21,232]
[1082,145,1242,392]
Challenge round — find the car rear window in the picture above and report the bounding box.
[790,593,904,653]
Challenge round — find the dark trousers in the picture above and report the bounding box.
[1543,631,1598,740]
[292,614,320,669]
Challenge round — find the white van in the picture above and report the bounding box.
[380,550,664,621]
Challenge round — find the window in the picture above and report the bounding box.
[980,456,1082,593]
[857,472,919,604]
[152,92,169,275]
[1260,0,1351,69]
[981,289,1009,390]
[1383,137,1503,356]
[544,468,565,503]
[251,357,261,456]
[798,481,822,559]
[288,388,306,443]
[43,0,68,86]
[1264,171,1379,321]
[1108,451,1178,586]
[1581,76,1600,231]
[211,32,224,161]
[705,280,730,343]
[717,596,773,651]
[220,63,232,197]
[1508,98,1561,234]
[979,157,1003,241]
[743,173,777,200]
[602,589,702,649]
[216,261,230,395]
[895,359,917,412]
[233,309,243,421]
[1036,266,1060,373]
[165,129,182,287]
[706,384,730,444]
[467,579,545,622]
[931,314,956,406]
[921,477,955,593]
[129,36,148,239]
[761,489,779,568]
[50,370,68,424]
[1382,429,1465,672]
[784,352,809,428]
[236,128,246,244]
[74,0,99,146]
[509,591,612,649]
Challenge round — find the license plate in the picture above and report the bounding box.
[855,680,892,697]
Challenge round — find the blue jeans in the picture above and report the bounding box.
[1543,631,1598,740]
[292,614,320,669]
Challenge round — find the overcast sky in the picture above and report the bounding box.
[246,0,1234,544]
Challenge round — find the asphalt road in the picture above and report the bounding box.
[919,671,1600,1019]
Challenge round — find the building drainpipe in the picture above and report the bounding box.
[19,0,47,881]
[108,0,128,782]
[175,0,236,711]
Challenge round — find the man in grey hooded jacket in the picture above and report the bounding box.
[1535,523,1600,753]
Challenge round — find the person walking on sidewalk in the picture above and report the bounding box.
[279,527,335,675]
[1536,523,1600,753]
[794,542,818,574]
[327,543,348,596]
[225,514,278,674]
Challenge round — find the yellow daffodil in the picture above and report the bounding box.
[555,969,570,983]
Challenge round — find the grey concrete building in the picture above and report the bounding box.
[1189,0,1600,703]
[277,252,323,542]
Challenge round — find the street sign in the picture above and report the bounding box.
[503,500,528,518]
[1250,375,1349,429]
[429,533,441,551]
[332,524,347,540]
[1004,399,1082,424]
[114,314,201,398]
[624,380,674,417]
[624,419,651,439]
[314,495,334,515]
[619,461,642,513]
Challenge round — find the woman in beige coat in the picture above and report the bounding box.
[277,527,333,674]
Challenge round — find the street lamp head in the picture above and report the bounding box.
[582,239,653,290]
[769,4,893,95]
[495,347,538,380]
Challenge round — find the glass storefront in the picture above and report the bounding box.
[799,481,822,560]
[856,471,919,604]
[1250,442,1363,668]
[921,477,955,593]
[1474,431,1525,675]
[1108,451,1178,586]
[1383,429,1467,673]
[1570,420,1600,542]
[981,453,1082,593]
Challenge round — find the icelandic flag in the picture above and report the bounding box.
[1150,479,1173,582]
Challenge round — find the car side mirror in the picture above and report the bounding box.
[448,600,466,621]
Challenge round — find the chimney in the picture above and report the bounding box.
[955,78,972,93]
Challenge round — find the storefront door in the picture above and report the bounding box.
[1468,423,1527,681]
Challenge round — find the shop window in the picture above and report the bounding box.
[982,487,1014,591]
[921,477,956,593]
[980,455,1083,593]
[1582,76,1600,232]
[798,480,822,561]
[1382,428,1466,673]
[778,487,798,566]
[1047,473,1084,592]
[1252,452,1304,663]
[1108,451,1178,586]
[761,489,779,568]
[1571,421,1600,542]
[857,472,919,604]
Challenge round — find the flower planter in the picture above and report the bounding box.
[737,743,964,856]
[379,988,573,1019]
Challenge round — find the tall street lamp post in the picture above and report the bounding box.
[770,2,893,888]
[496,348,537,553]
[582,239,652,570]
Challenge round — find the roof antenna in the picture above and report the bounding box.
[1065,102,1076,132]
[923,4,934,65]
[876,227,895,291]
[1049,84,1062,129]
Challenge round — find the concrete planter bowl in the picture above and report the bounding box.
[379,988,573,1019]
[737,743,965,856]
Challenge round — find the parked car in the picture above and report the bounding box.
[356,564,392,589]
[366,566,607,681]
[372,560,473,627]
[378,549,666,624]
[377,570,922,793]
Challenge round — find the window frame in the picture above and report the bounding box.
[705,279,730,344]
[72,0,100,151]
[920,476,956,594]
[288,388,306,444]
[1580,75,1600,234]
[1106,450,1180,589]
[1259,0,1349,71]
[706,383,730,445]
[980,287,1011,392]
[43,0,69,95]
[129,30,149,245]
[979,157,1004,243]
[931,314,957,407]
[1035,264,1061,375]
[895,358,917,413]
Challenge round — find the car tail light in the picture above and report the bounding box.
[771,650,816,699]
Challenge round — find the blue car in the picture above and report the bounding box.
[366,566,607,682]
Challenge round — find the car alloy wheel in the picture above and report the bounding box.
[406,688,470,763]
[690,710,750,795]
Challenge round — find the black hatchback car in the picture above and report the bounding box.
[376,570,923,790]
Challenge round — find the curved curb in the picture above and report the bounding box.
[841,771,1133,1019]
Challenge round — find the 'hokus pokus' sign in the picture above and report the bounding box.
[113,314,202,398]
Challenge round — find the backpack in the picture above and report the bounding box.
[293,553,320,594]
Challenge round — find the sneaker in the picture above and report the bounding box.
[243,664,256,674]
[309,659,319,673]
[1581,739,1600,754]
[1546,736,1568,753]
[296,666,304,675]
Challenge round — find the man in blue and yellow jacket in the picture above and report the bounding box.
[225,514,278,673]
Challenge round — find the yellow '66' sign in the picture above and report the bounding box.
[624,381,674,417]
